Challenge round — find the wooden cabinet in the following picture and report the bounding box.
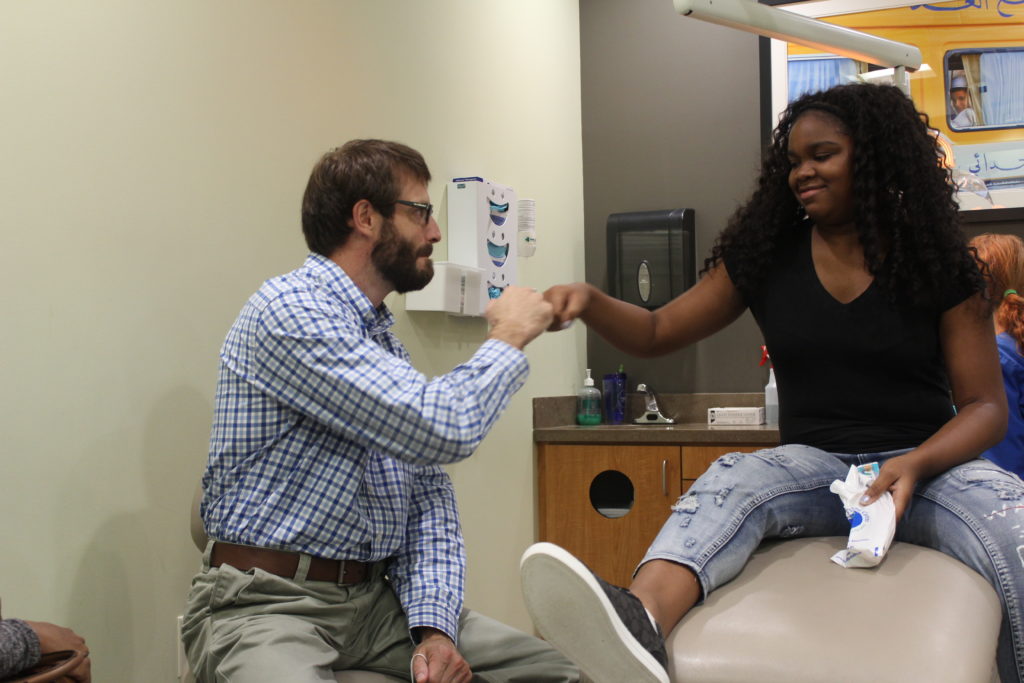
[537,442,763,587]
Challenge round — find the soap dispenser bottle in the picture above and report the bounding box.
[577,369,602,426]
[760,345,779,426]
[765,367,778,426]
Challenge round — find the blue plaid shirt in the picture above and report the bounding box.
[201,253,529,640]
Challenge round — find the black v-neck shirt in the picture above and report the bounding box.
[726,221,970,454]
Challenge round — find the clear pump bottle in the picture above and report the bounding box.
[760,345,779,426]
[577,369,602,426]
[765,367,779,426]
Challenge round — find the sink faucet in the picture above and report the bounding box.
[634,383,675,424]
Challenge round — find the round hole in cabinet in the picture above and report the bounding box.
[589,469,634,519]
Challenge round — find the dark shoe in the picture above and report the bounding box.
[520,542,669,683]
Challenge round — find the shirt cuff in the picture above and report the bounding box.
[405,605,460,646]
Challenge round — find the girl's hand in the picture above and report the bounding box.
[543,283,592,331]
[860,453,925,520]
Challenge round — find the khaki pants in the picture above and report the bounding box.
[182,543,578,683]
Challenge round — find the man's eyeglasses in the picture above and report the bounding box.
[394,200,434,226]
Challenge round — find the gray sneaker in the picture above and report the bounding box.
[520,542,669,683]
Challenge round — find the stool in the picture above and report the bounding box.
[667,537,1001,683]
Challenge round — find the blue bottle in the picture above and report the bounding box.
[603,365,627,425]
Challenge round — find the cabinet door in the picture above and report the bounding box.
[537,444,681,587]
[682,444,764,492]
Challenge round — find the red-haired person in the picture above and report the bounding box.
[972,233,1024,478]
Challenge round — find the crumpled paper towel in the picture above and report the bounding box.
[828,462,896,568]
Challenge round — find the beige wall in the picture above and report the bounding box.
[0,1,584,680]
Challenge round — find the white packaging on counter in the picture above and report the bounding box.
[707,406,765,425]
[829,462,896,568]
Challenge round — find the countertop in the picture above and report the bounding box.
[533,393,780,445]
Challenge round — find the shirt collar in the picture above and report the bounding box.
[303,253,395,336]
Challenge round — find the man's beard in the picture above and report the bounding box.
[371,218,434,294]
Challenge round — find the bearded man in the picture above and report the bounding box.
[181,140,576,683]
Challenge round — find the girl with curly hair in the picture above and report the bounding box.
[522,83,1023,683]
[971,233,1024,478]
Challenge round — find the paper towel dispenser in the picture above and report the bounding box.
[606,208,695,309]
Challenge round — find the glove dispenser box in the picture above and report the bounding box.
[405,262,485,316]
[606,208,695,309]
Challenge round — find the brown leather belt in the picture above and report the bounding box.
[210,542,371,584]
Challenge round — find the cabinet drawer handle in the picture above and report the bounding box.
[662,459,667,496]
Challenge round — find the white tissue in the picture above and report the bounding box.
[829,462,896,568]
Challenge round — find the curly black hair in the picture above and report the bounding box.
[704,83,983,309]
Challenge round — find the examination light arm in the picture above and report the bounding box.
[673,0,922,70]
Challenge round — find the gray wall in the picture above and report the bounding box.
[580,0,767,393]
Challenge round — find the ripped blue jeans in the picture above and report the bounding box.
[643,444,1024,683]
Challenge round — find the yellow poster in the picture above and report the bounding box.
[786,0,1024,206]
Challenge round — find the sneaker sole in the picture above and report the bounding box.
[520,543,669,683]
